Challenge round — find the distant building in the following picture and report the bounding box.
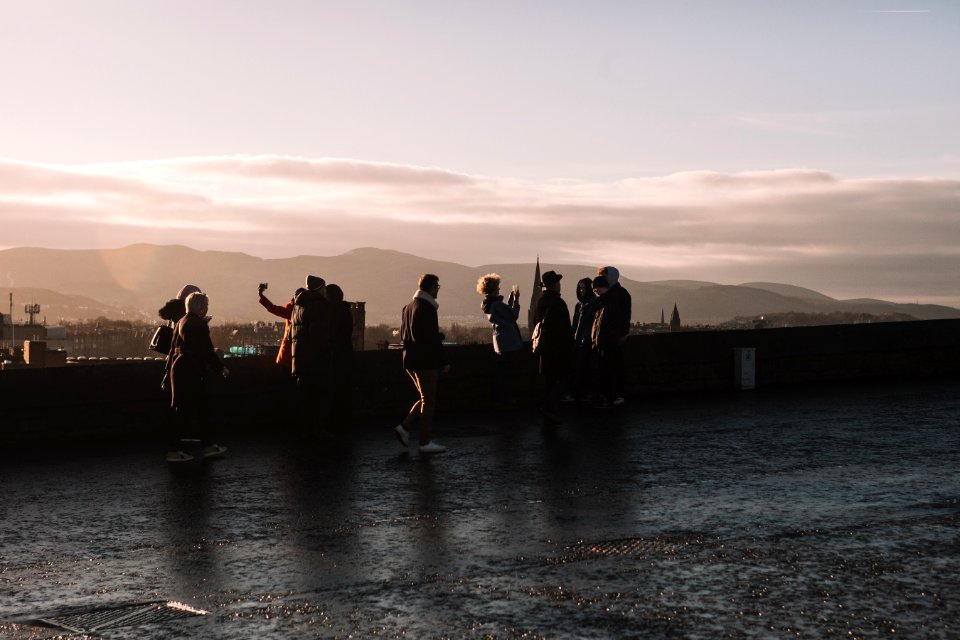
[527,256,542,330]
[670,304,681,332]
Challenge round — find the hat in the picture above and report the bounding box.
[176,284,202,301]
[541,271,562,288]
[305,275,326,291]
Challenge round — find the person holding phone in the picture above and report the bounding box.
[477,273,522,405]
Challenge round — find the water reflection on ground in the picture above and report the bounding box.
[1,378,959,638]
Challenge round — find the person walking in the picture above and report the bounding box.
[477,273,523,405]
[532,270,572,427]
[289,275,334,436]
[394,274,449,454]
[570,277,599,402]
[165,291,229,462]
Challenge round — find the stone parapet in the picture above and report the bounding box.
[2,319,959,443]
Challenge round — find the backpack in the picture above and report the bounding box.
[149,324,173,354]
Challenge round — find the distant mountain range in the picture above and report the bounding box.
[0,244,956,326]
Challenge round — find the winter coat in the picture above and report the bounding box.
[533,290,573,358]
[168,312,223,409]
[598,267,632,339]
[258,295,294,367]
[482,294,523,354]
[289,288,333,378]
[400,291,447,370]
[330,300,355,358]
[572,292,598,346]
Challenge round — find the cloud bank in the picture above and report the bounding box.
[1,155,957,304]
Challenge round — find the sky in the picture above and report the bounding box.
[0,0,958,304]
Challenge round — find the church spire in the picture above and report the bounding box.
[528,255,542,329]
[670,303,681,332]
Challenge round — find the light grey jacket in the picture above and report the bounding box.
[482,294,522,354]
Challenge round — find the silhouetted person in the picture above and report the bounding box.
[326,283,354,428]
[289,275,333,437]
[394,274,449,454]
[595,265,632,406]
[571,276,599,401]
[258,283,305,370]
[166,292,229,462]
[477,273,523,405]
[159,284,202,397]
[532,270,572,427]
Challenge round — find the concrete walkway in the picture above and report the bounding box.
[2,378,959,638]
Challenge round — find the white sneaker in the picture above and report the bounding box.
[418,441,446,454]
[394,424,410,447]
[166,450,194,462]
[202,444,227,458]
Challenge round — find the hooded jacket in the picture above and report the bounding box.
[571,283,598,346]
[600,266,632,339]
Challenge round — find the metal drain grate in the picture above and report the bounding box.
[550,537,687,563]
[35,601,207,634]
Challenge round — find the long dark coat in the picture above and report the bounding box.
[169,312,223,410]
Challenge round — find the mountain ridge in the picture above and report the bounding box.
[0,244,956,326]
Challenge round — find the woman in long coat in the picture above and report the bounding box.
[166,292,229,462]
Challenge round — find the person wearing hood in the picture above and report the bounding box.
[570,277,599,401]
[159,283,203,395]
[477,273,523,404]
[595,266,632,407]
[289,275,334,435]
[532,270,573,427]
[166,291,229,462]
[394,274,449,454]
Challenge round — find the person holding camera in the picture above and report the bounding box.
[477,273,522,405]
[257,282,304,370]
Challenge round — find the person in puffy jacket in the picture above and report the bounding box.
[289,275,334,436]
[477,273,523,404]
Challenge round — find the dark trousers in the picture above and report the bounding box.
[492,349,520,406]
[571,343,595,399]
[597,344,625,400]
[296,368,332,436]
[539,353,568,416]
[402,368,439,445]
[169,366,213,449]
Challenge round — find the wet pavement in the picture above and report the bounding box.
[2,378,960,639]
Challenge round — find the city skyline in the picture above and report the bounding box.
[1,1,958,304]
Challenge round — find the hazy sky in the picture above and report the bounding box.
[1,0,958,303]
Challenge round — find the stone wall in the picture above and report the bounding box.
[2,319,959,443]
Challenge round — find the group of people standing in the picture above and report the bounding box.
[478,265,632,428]
[155,264,632,461]
[158,276,354,462]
